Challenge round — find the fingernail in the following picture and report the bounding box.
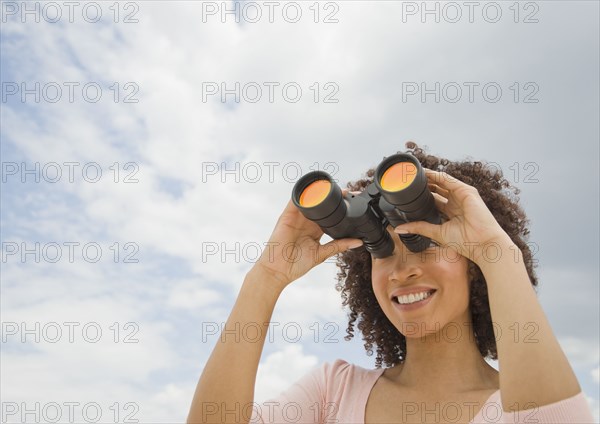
[395,229,410,234]
[349,240,363,249]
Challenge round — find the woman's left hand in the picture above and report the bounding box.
[393,168,513,266]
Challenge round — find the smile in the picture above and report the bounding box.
[393,289,436,305]
[392,289,436,311]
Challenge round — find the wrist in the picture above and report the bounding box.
[475,234,523,272]
[245,265,288,297]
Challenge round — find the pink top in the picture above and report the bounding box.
[250,358,595,423]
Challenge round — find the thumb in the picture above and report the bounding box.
[316,238,364,264]
[394,221,441,242]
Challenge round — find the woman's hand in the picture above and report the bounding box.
[393,168,512,266]
[251,189,363,290]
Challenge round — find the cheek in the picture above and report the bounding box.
[437,260,471,303]
[371,263,390,303]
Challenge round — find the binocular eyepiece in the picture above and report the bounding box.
[291,153,441,258]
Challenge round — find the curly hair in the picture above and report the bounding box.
[334,141,539,368]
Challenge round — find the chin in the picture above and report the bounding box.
[397,319,443,338]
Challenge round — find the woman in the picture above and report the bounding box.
[187,142,595,423]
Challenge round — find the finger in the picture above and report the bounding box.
[394,220,443,244]
[424,168,467,192]
[432,192,450,217]
[342,188,361,196]
[428,182,450,199]
[279,198,302,224]
[316,238,363,264]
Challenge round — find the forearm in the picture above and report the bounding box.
[478,238,581,411]
[187,268,285,424]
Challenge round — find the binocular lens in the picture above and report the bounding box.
[374,153,441,252]
[380,162,417,192]
[298,180,331,207]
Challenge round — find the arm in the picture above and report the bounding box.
[187,267,284,424]
[478,236,581,411]
[187,196,363,423]
[393,168,587,414]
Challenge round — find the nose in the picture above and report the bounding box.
[386,241,424,283]
[388,257,423,283]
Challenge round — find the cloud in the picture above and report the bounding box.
[558,337,600,369]
[167,279,222,310]
[584,393,600,423]
[254,345,319,403]
[1,1,598,422]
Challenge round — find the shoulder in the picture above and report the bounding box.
[320,358,386,391]
[322,358,378,374]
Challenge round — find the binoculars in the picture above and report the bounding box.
[291,153,441,259]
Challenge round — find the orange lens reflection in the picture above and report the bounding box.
[380,162,417,191]
[299,180,331,207]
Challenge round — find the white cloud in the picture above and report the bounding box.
[254,345,319,403]
[584,393,600,424]
[558,337,600,369]
[167,279,222,310]
[146,382,197,423]
[2,1,598,422]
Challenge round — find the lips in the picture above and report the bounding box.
[390,286,437,300]
[392,289,435,304]
[392,289,436,311]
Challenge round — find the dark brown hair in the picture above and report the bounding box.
[335,142,538,368]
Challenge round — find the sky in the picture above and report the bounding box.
[1,0,599,422]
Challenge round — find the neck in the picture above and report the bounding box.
[391,318,499,394]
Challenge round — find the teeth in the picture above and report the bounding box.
[395,290,433,305]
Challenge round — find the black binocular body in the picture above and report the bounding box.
[291,153,441,258]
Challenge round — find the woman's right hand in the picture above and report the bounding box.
[251,189,364,290]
